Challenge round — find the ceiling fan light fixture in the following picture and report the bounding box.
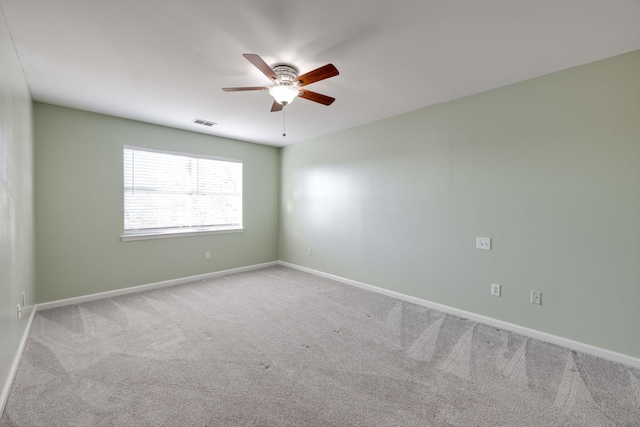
[269,85,298,105]
[222,54,339,114]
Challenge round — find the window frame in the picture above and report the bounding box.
[121,145,244,241]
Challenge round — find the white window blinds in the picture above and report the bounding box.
[123,146,242,235]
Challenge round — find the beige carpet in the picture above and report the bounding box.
[2,266,639,426]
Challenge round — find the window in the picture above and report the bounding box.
[122,146,242,240]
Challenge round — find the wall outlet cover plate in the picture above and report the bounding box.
[476,237,491,250]
[491,283,501,297]
[531,291,542,305]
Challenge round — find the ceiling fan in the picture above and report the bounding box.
[222,54,339,112]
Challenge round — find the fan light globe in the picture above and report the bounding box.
[269,85,298,105]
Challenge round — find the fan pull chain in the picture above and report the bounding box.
[282,104,287,137]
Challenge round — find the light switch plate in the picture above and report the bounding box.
[476,237,491,250]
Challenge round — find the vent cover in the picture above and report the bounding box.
[192,118,216,127]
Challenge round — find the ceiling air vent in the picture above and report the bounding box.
[192,118,216,127]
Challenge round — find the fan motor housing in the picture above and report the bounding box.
[272,64,298,83]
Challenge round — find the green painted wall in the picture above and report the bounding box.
[0,6,35,405]
[35,103,279,303]
[280,50,640,358]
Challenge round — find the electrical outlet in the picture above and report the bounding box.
[530,291,542,305]
[307,248,312,256]
[17,304,22,320]
[476,237,491,250]
[205,251,211,260]
[491,283,501,297]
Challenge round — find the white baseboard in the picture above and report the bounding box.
[36,261,279,311]
[278,261,640,370]
[1,306,36,417]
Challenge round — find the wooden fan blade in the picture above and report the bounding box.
[243,54,280,82]
[293,64,339,87]
[270,100,283,112]
[299,89,335,106]
[222,86,265,92]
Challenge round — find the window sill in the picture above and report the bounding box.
[121,227,244,241]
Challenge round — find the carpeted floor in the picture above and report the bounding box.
[2,266,639,426]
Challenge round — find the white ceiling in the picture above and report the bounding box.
[1,0,639,147]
